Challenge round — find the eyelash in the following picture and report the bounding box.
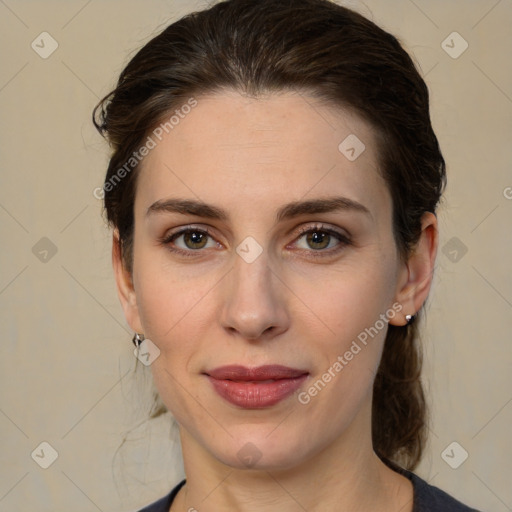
[158,223,352,259]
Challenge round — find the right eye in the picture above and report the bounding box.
[159,226,220,257]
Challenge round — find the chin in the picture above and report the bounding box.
[208,427,312,471]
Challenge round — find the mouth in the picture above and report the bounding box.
[204,365,309,408]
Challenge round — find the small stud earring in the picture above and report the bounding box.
[405,314,416,325]
[132,332,145,347]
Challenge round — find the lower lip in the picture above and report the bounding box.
[207,375,308,408]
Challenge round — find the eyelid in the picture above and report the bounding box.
[293,223,351,240]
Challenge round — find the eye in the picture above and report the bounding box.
[292,223,351,256]
[159,226,219,257]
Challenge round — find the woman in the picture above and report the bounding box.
[93,0,481,510]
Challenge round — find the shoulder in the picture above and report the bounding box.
[135,479,186,512]
[408,471,482,512]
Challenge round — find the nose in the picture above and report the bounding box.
[219,250,290,342]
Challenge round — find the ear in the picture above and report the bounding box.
[389,212,439,326]
[112,229,143,333]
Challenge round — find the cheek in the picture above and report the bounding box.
[292,279,393,448]
[307,273,391,390]
[291,249,397,346]
[132,251,221,404]
[132,242,217,339]
[136,268,210,424]
[292,251,397,403]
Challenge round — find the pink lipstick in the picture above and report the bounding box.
[205,365,308,408]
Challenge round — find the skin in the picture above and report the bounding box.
[113,89,438,511]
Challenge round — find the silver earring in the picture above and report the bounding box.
[405,314,416,325]
[132,332,145,347]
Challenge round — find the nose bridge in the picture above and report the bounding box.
[233,248,272,298]
[219,246,288,339]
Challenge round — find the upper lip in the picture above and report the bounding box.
[205,365,309,381]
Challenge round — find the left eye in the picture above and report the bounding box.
[293,227,349,252]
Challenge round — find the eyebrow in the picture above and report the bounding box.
[146,196,371,222]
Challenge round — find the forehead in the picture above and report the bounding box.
[136,89,390,224]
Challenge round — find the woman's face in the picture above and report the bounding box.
[119,90,412,470]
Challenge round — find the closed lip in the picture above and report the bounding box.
[205,364,309,381]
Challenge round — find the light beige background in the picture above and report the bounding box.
[0,0,511,511]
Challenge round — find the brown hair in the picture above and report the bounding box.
[94,0,446,470]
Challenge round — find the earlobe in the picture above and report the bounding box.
[389,212,439,326]
[112,230,143,333]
